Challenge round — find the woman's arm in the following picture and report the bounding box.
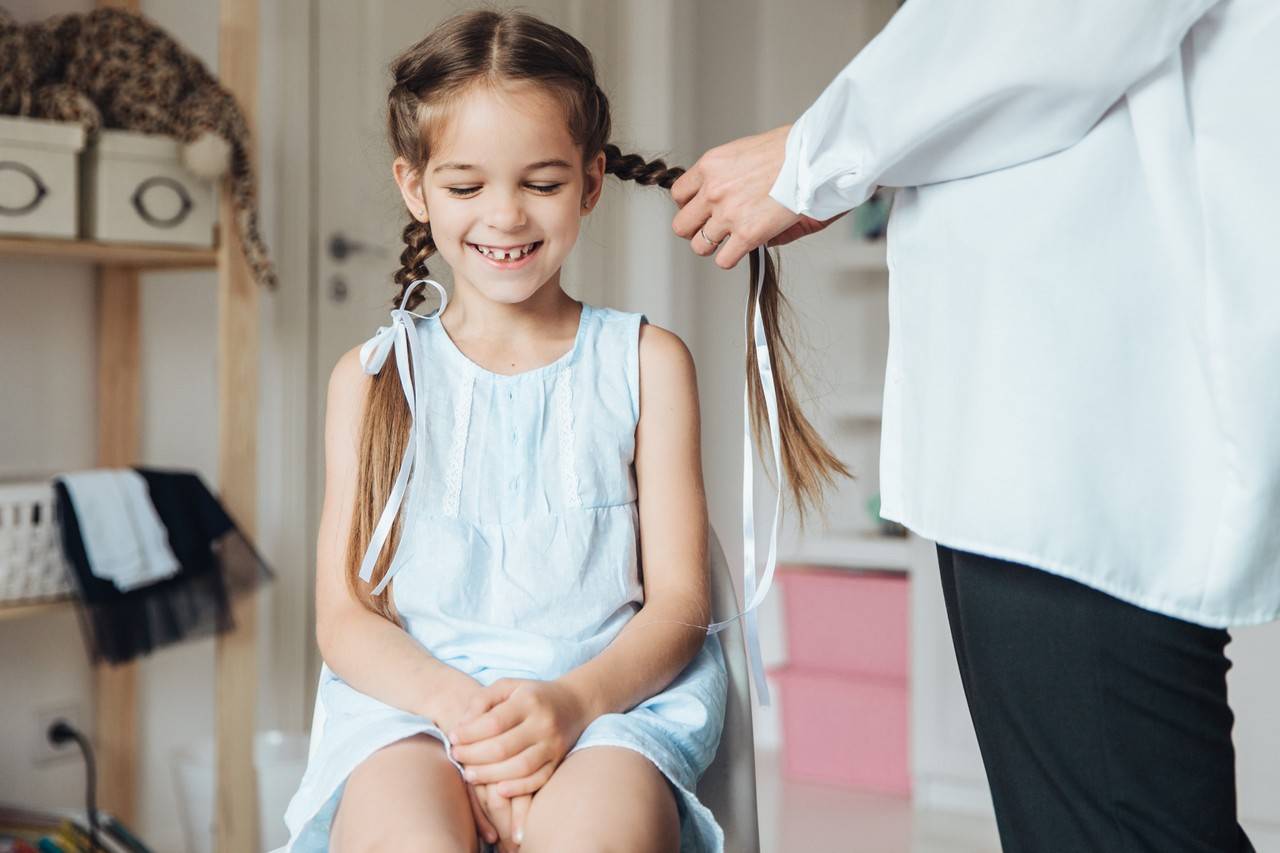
[314,346,479,727]
[558,323,712,719]
[771,0,1223,219]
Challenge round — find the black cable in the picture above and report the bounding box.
[47,719,101,853]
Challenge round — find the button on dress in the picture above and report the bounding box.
[281,303,729,852]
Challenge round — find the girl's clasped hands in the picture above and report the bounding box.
[448,678,594,852]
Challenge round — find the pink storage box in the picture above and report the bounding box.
[779,567,909,679]
[770,665,910,795]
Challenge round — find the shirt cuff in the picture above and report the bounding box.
[768,121,809,215]
[768,92,877,220]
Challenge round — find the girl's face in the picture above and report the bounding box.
[393,81,605,306]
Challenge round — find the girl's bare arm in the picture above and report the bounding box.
[559,323,712,718]
[314,347,477,726]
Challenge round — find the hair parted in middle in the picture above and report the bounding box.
[349,7,850,622]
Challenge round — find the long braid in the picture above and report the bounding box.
[393,217,436,308]
[605,143,852,521]
[344,213,439,623]
[603,143,685,189]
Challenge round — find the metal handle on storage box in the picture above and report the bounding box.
[0,161,49,216]
[131,175,194,228]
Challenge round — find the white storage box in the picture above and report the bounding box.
[81,129,216,247]
[0,116,87,239]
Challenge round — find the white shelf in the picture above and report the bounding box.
[779,531,912,573]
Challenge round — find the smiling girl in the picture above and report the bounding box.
[280,9,845,853]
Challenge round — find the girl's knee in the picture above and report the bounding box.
[522,823,673,853]
[331,734,478,853]
[519,749,680,853]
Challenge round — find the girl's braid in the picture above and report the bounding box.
[393,217,436,310]
[604,143,686,190]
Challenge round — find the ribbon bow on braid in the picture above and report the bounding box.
[355,278,448,595]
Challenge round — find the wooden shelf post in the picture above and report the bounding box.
[215,0,262,849]
[93,265,142,825]
[77,0,263,844]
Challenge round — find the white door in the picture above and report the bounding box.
[308,0,694,694]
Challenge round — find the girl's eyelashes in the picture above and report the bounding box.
[444,183,564,198]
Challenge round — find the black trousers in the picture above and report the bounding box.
[937,545,1255,853]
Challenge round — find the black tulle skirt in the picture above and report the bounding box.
[53,467,272,665]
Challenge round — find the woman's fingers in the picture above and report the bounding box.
[671,189,713,240]
[715,231,759,270]
[690,221,728,258]
[670,161,704,208]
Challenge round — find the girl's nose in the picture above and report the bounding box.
[484,190,526,231]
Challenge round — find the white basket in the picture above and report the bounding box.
[0,480,75,605]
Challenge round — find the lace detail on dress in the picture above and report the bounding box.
[555,366,582,508]
[442,375,474,517]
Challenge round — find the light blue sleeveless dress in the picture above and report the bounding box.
[281,302,728,852]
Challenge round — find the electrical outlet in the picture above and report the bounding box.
[33,701,88,766]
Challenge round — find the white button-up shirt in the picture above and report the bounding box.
[770,0,1279,627]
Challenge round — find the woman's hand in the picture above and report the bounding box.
[671,123,805,268]
[448,678,595,797]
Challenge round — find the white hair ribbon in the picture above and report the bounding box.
[706,247,781,707]
[356,278,448,595]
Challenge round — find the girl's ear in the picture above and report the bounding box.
[580,150,606,214]
[392,156,429,223]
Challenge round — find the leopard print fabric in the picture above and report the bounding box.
[0,6,277,289]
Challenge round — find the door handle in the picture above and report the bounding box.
[327,231,389,261]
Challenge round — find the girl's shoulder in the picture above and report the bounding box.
[580,302,692,377]
[574,302,646,368]
[581,304,697,423]
[579,301,643,336]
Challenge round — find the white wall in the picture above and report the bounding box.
[0,2,303,850]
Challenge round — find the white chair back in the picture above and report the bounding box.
[696,526,761,852]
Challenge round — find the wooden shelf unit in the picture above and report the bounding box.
[0,1,262,850]
[0,235,218,269]
[0,597,74,624]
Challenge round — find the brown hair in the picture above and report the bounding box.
[349,9,849,621]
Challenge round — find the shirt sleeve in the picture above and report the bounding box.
[768,0,1223,218]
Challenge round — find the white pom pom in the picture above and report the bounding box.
[182,132,231,179]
